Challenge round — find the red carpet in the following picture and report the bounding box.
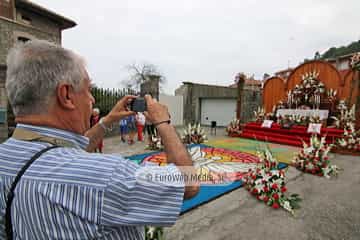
[239,122,343,147]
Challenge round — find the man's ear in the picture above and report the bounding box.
[57,83,76,110]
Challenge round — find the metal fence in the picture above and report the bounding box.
[91,87,138,116]
[6,87,138,137]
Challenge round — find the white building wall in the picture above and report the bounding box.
[159,94,183,126]
[338,60,350,70]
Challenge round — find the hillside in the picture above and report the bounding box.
[321,40,360,59]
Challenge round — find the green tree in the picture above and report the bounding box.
[321,40,360,59]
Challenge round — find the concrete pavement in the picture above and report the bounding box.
[103,128,360,240]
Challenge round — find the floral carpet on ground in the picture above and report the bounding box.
[207,137,300,164]
[126,144,287,213]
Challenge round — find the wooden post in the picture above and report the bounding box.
[236,74,245,121]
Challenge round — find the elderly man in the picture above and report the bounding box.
[0,40,199,239]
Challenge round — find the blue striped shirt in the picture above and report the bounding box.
[0,124,184,239]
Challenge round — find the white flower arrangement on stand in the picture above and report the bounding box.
[291,71,325,107]
[336,122,360,152]
[331,103,356,129]
[254,107,266,122]
[226,118,241,136]
[350,53,360,70]
[309,115,321,124]
[292,135,340,179]
[327,88,337,103]
[181,123,207,144]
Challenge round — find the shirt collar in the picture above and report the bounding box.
[15,124,89,150]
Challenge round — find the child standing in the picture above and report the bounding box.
[119,118,128,142]
[126,115,137,145]
[136,112,146,141]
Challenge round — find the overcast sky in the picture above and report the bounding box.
[34,0,359,94]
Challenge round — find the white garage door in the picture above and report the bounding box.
[200,98,237,126]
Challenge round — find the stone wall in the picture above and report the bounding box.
[16,8,61,36]
[240,88,262,123]
[140,75,160,100]
[0,16,61,141]
[0,16,60,65]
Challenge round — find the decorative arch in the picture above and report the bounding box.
[261,58,360,119]
[262,76,286,113]
[341,70,358,105]
[286,60,342,93]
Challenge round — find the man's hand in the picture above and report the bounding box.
[143,94,170,124]
[142,95,199,199]
[102,95,137,126]
[84,95,136,152]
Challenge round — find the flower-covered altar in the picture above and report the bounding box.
[230,53,360,154]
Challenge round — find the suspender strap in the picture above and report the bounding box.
[12,128,75,148]
[5,145,60,240]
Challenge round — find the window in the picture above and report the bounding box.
[18,37,30,43]
[21,15,32,25]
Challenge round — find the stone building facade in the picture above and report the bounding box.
[240,88,262,123]
[140,75,160,100]
[0,0,76,140]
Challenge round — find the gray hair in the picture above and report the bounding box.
[6,39,87,116]
[93,108,100,114]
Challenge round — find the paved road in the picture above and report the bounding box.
[103,128,360,240]
[103,126,225,156]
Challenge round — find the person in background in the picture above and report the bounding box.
[136,112,146,141]
[126,114,137,145]
[90,108,103,152]
[119,117,128,142]
[145,119,155,146]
